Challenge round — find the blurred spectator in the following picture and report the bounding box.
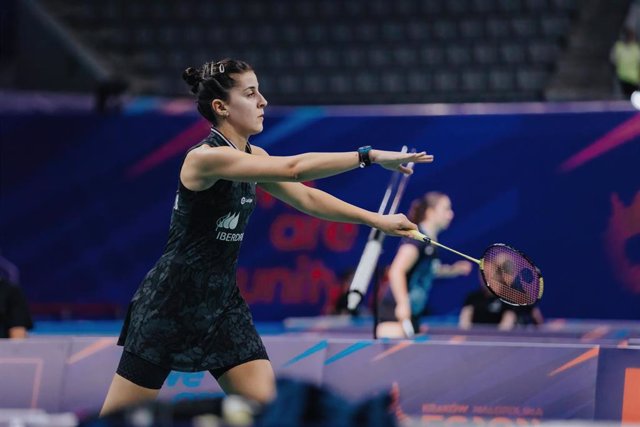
[459,286,517,330]
[459,283,543,330]
[515,303,544,327]
[0,277,33,339]
[610,27,640,98]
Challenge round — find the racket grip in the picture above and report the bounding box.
[409,230,431,243]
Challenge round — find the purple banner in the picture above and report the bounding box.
[322,340,598,423]
[2,336,637,423]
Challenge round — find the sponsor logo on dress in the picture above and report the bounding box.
[216,212,244,242]
[216,212,240,230]
[241,197,253,205]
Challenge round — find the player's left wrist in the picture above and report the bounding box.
[358,146,373,168]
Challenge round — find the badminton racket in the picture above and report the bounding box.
[409,231,543,306]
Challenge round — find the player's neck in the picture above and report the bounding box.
[215,123,248,152]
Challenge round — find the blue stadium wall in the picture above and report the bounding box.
[1,104,638,320]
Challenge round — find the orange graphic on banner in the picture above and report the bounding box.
[66,338,116,364]
[371,342,413,362]
[548,346,599,377]
[622,368,640,423]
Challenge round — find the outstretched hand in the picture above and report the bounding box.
[370,150,434,174]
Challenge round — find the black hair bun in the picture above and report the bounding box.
[182,67,203,94]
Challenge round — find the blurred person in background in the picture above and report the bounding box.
[459,275,543,330]
[101,58,434,415]
[0,277,33,339]
[376,192,473,338]
[610,27,640,98]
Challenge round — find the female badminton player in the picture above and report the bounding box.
[377,192,473,338]
[100,58,434,414]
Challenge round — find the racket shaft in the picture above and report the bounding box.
[409,231,481,264]
[430,240,481,265]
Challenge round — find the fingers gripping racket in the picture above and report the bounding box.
[410,231,544,306]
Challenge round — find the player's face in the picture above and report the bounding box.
[224,71,268,136]
[430,196,454,230]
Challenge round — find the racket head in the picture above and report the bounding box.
[479,244,543,306]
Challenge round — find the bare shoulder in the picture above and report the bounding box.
[184,144,237,165]
[251,145,269,156]
[181,145,238,190]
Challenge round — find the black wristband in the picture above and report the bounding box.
[358,146,372,168]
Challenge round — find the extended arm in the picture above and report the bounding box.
[259,180,417,238]
[181,145,433,191]
[435,260,473,278]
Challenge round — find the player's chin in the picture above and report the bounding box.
[248,125,264,136]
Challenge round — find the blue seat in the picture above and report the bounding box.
[433,21,458,40]
[420,46,445,66]
[511,18,539,38]
[446,45,473,65]
[316,47,340,68]
[381,23,405,42]
[331,24,353,43]
[354,23,378,43]
[472,0,497,13]
[329,74,352,94]
[527,41,559,65]
[461,71,489,92]
[420,0,445,15]
[281,25,302,44]
[354,72,381,94]
[342,47,366,68]
[381,73,406,93]
[516,67,548,91]
[406,21,431,41]
[278,75,302,94]
[407,71,433,92]
[497,0,524,13]
[292,49,314,68]
[306,24,328,44]
[486,19,511,38]
[393,47,419,66]
[303,75,325,94]
[367,47,387,67]
[473,43,499,64]
[500,43,527,64]
[459,19,485,39]
[489,68,517,91]
[433,70,459,92]
[445,0,469,15]
[524,0,551,13]
[541,16,571,39]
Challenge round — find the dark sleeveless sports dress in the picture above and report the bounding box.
[117,128,268,372]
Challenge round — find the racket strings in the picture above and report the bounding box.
[482,245,540,306]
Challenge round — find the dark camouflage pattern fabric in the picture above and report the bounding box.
[118,128,267,372]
